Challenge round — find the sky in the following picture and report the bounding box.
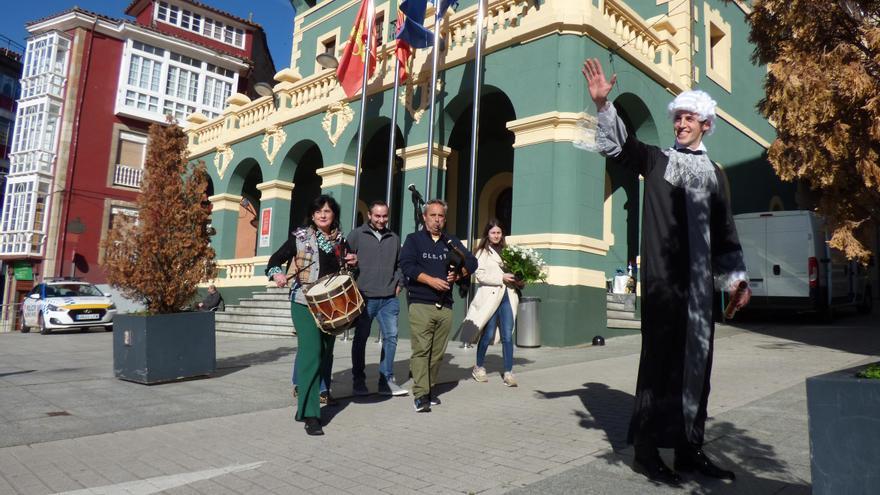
[0,0,298,68]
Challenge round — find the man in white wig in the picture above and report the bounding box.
[582,59,750,485]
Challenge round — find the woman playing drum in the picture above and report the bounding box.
[266,195,357,436]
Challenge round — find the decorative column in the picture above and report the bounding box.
[396,143,452,234]
[254,180,295,257]
[316,164,357,230]
[209,193,243,261]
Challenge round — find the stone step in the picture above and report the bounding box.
[606,293,636,303]
[265,287,289,294]
[607,310,639,320]
[607,318,641,329]
[216,321,296,337]
[224,305,290,317]
[237,299,291,309]
[606,302,627,311]
[251,293,291,301]
[215,313,292,326]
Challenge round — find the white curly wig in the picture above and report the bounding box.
[667,90,717,136]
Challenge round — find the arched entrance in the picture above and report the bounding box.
[606,93,660,272]
[357,122,405,231]
[445,89,516,239]
[228,158,262,258]
[282,140,324,231]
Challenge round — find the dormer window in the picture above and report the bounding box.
[155,1,245,49]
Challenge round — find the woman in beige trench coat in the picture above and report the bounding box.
[460,220,522,387]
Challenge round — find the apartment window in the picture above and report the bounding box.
[322,38,336,57]
[375,12,385,43]
[0,176,50,255]
[11,100,61,157]
[109,205,139,230]
[704,3,732,92]
[20,32,71,99]
[163,101,196,121]
[118,39,237,122]
[158,2,245,49]
[117,133,146,169]
[203,76,232,110]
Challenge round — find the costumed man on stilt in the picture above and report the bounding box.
[582,58,751,485]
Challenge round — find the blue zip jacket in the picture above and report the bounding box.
[399,229,478,308]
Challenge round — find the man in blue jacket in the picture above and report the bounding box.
[400,199,478,412]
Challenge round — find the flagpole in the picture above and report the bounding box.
[423,6,442,199]
[385,57,401,207]
[465,0,485,252]
[352,0,375,231]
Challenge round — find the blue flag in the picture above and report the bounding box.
[436,0,459,19]
[397,0,433,49]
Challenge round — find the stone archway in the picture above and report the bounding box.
[605,93,660,272]
[226,159,263,258]
[444,88,516,239]
[281,140,324,231]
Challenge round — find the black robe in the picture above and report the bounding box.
[596,104,746,448]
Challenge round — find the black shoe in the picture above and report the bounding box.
[633,450,682,486]
[429,395,441,406]
[304,417,324,436]
[413,396,432,413]
[674,447,736,480]
[292,386,298,400]
[319,391,337,406]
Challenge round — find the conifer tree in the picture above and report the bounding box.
[736,0,880,261]
[101,122,217,313]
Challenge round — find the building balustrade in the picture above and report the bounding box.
[186,0,681,157]
[214,256,271,286]
[113,164,144,189]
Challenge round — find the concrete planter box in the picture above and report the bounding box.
[113,312,216,384]
[806,364,880,495]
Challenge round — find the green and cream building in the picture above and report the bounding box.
[186,0,793,346]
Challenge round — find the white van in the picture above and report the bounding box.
[733,210,873,319]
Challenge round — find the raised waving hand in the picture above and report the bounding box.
[582,58,617,110]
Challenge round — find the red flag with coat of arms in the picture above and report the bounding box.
[336,0,378,97]
[395,10,412,83]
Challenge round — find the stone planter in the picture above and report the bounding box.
[806,364,880,495]
[113,312,216,384]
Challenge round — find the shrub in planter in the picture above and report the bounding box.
[101,121,218,384]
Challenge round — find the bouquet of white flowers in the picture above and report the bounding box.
[499,245,547,285]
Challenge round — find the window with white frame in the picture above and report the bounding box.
[10,99,61,172]
[108,205,139,230]
[20,32,70,99]
[0,176,50,255]
[117,40,238,122]
[155,1,245,49]
[116,132,147,169]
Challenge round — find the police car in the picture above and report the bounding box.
[20,279,116,334]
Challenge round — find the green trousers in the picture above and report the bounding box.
[291,302,335,421]
[408,303,453,399]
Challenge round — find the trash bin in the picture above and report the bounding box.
[516,297,541,348]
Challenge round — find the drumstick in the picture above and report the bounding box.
[279,261,316,286]
[724,281,749,319]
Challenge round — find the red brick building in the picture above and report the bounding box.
[0,1,275,322]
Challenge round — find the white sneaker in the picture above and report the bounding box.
[503,371,518,387]
[472,366,488,382]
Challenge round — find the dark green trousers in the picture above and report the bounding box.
[291,302,335,421]
[408,303,453,399]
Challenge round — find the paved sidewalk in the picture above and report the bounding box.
[0,312,877,494]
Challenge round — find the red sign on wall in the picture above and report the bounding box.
[259,208,271,248]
